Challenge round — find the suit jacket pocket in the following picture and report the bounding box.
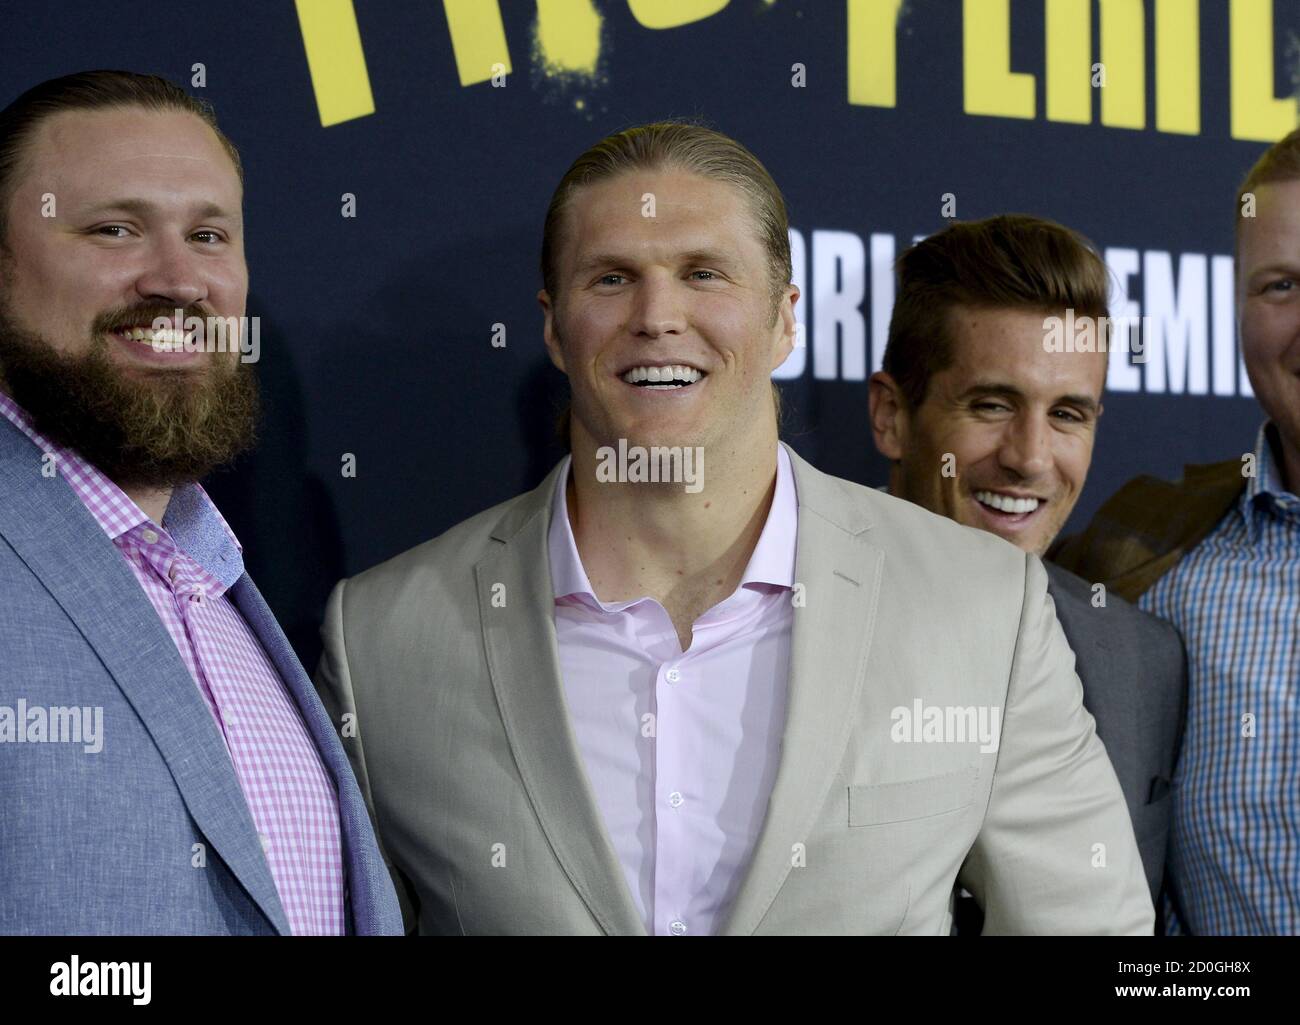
[849,767,979,826]
[1146,776,1172,803]
[1134,792,1173,845]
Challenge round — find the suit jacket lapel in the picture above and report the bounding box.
[0,421,290,935]
[230,575,399,936]
[721,444,884,935]
[475,460,646,936]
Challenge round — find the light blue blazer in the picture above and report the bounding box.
[0,415,401,935]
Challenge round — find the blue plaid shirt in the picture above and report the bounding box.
[1140,422,1300,934]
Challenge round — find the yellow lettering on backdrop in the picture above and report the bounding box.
[296,0,1288,144]
[536,0,602,75]
[627,0,731,30]
[444,0,512,86]
[294,0,375,126]
[1045,0,1090,124]
[1099,0,1144,129]
[847,0,905,108]
[963,0,1034,119]
[1156,0,1199,134]
[1231,0,1299,142]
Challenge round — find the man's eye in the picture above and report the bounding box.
[597,274,625,286]
[690,270,716,281]
[1052,409,1085,423]
[973,402,1010,413]
[1265,278,1296,294]
[191,230,223,244]
[95,226,130,238]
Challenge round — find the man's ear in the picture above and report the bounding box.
[868,371,908,461]
[769,284,799,372]
[538,289,566,374]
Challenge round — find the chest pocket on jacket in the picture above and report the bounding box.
[848,767,979,826]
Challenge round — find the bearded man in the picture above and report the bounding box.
[0,70,400,936]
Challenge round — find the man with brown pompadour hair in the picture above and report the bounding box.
[870,214,1186,931]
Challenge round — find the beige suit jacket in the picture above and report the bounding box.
[315,443,1153,935]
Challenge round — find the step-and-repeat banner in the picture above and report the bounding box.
[3,0,1296,663]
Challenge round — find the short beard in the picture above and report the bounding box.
[0,299,259,490]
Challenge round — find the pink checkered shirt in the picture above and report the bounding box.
[0,392,344,935]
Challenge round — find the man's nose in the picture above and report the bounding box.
[998,414,1053,479]
[628,273,687,339]
[132,236,208,308]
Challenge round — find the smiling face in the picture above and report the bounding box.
[1238,179,1300,489]
[539,167,797,462]
[871,306,1107,555]
[0,104,256,487]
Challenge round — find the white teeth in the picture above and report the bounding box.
[974,490,1041,515]
[620,364,704,385]
[116,327,194,350]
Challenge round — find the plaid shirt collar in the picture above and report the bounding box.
[1242,420,1300,541]
[0,390,246,589]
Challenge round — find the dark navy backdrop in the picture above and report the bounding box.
[3,1,1295,665]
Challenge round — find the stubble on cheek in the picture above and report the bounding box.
[940,472,971,524]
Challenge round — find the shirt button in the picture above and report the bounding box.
[665,667,681,683]
[258,833,271,852]
[668,791,684,808]
[167,564,178,582]
[141,528,159,544]
[669,920,688,936]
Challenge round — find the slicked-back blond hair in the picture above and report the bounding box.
[542,121,791,442]
[541,120,792,310]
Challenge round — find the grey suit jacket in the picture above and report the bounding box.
[1043,562,1187,901]
[315,443,1154,934]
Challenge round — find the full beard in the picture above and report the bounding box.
[0,302,259,490]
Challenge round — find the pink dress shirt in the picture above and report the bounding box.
[0,393,344,935]
[548,444,797,936]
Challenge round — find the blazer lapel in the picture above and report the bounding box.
[229,575,400,935]
[721,444,884,935]
[0,422,290,935]
[474,461,646,936]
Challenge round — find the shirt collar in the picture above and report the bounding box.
[0,391,246,588]
[548,443,799,605]
[1242,420,1300,539]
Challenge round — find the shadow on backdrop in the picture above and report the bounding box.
[204,300,344,672]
